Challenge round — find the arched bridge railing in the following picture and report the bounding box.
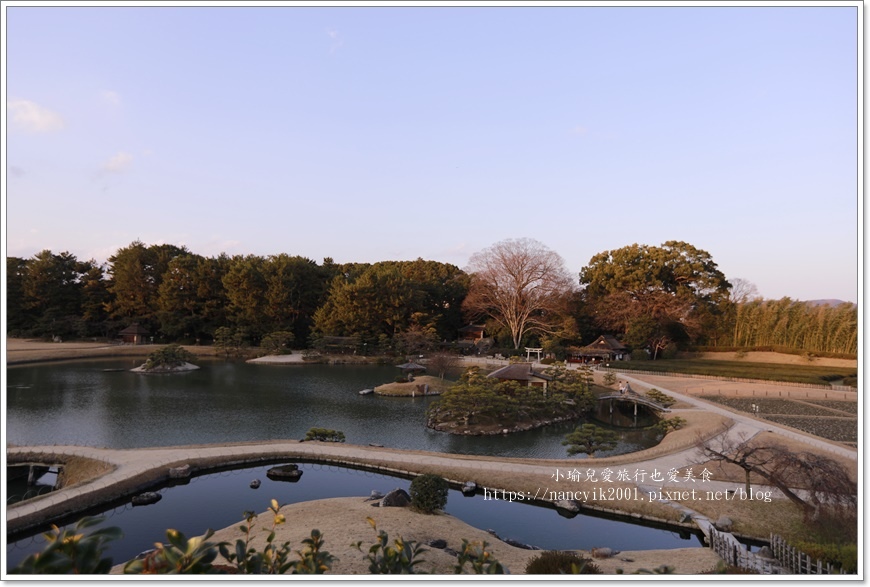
[597,394,671,413]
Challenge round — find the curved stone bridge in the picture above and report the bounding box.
[598,394,672,413]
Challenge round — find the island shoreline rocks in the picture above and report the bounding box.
[130,362,200,374]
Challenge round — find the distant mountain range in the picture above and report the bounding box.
[805,299,856,307]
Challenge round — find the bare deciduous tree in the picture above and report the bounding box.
[462,238,575,349]
[425,352,462,380]
[729,277,761,304]
[698,432,856,520]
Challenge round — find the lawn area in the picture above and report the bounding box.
[608,359,856,386]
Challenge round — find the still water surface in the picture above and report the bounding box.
[7,360,660,457]
[6,462,702,569]
[6,361,688,570]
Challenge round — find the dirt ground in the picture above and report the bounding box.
[682,351,856,369]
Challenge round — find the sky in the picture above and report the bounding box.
[3,3,861,303]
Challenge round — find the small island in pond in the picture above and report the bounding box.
[131,344,200,374]
[374,375,451,397]
[426,364,597,436]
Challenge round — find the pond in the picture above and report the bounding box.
[6,360,662,458]
[5,462,704,570]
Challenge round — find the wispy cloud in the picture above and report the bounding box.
[7,99,65,132]
[327,29,343,54]
[101,90,121,107]
[570,125,589,136]
[102,151,133,173]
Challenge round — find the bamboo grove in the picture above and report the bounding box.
[729,298,858,356]
[5,240,858,358]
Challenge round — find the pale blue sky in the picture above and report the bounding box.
[4,4,860,302]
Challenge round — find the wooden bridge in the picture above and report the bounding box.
[598,394,671,413]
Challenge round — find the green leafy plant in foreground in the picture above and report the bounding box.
[219,499,335,574]
[353,517,428,574]
[123,528,221,574]
[13,502,509,576]
[454,539,506,574]
[9,516,122,574]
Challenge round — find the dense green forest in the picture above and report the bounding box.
[5,240,858,357]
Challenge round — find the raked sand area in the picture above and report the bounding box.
[200,497,722,575]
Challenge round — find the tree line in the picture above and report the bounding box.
[5,238,857,357]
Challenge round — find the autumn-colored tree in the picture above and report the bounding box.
[463,238,575,350]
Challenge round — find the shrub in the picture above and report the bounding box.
[645,389,676,407]
[630,349,649,361]
[409,474,449,514]
[260,331,295,356]
[525,551,601,574]
[791,541,858,574]
[562,424,618,457]
[660,343,679,360]
[304,428,346,442]
[144,344,195,370]
[655,416,687,435]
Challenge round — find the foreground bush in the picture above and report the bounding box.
[409,474,448,514]
[525,551,601,574]
[9,517,121,574]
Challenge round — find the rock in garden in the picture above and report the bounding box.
[461,481,477,496]
[132,492,162,506]
[266,464,303,482]
[591,547,617,559]
[504,538,540,550]
[426,539,448,549]
[250,479,261,489]
[379,488,411,507]
[714,515,734,532]
[554,499,580,513]
[365,490,385,502]
[169,464,191,479]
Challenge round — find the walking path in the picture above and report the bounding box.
[618,372,857,459]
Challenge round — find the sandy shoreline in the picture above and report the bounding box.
[111,496,720,575]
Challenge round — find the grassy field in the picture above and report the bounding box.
[608,359,856,386]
